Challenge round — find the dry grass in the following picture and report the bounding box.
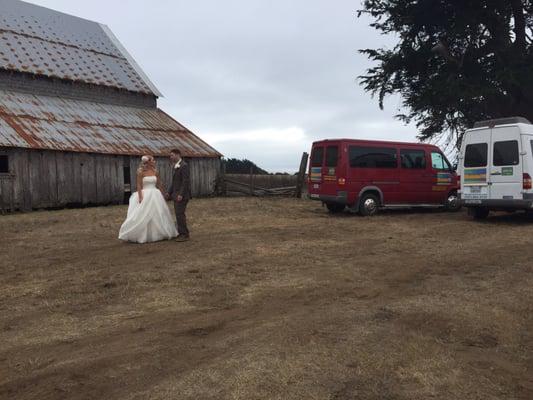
[1,197,533,399]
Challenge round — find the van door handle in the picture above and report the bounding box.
[490,171,502,176]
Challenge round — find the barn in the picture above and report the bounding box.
[0,0,221,212]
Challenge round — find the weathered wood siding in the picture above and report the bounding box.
[129,156,220,198]
[0,148,220,212]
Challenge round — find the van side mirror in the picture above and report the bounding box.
[452,163,457,171]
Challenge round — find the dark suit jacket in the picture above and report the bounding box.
[168,161,191,200]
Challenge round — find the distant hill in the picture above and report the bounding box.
[224,158,269,175]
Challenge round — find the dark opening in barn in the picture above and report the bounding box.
[0,156,9,173]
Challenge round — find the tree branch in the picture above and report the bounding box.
[510,0,527,49]
[431,40,463,67]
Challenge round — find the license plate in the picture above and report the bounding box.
[310,194,319,199]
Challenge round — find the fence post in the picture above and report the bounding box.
[295,152,309,198]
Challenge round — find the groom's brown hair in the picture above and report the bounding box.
[170,148,181,156]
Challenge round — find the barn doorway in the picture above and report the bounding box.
[123,156,131,204]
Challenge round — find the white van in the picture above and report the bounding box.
[458,117,533,219]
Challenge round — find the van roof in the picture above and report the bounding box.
[472,117,531,129]
[312,138,440,149]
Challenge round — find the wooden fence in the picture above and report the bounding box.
[216,152,309,198]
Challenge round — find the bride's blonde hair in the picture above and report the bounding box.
[137,155,156,174]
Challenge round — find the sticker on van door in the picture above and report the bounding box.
[310,167,322,182]
[501,167,513,176]
[323,167,336,181]
[464,167,487,185]
[436,172,452,185]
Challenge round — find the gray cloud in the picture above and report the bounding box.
[30,0,416,172]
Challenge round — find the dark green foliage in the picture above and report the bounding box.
[359,0,533,148]
[224,158,269,174]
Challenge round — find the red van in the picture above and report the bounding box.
[307,139,460,215]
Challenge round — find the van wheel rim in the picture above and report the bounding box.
[364,198,377,213]
[447,194,458,208]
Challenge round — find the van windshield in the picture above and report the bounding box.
[464,143,488,167]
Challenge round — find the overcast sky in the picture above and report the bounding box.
[31,0,416,172]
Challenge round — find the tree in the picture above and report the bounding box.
[358,0,533,148]
[224,158,268,174]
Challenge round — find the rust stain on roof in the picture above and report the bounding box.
[0,90,221,158]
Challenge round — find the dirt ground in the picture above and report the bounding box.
[1,197,533,400]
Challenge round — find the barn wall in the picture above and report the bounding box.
[0,70,157,108]
[128,156,220,198]
[0,148,220,212]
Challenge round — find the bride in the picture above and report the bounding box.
[118,155,177,243]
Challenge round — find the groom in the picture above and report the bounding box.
[167,149,191,242]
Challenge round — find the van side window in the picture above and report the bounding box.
[349,146,397,168]
[401,149,426,169]
[326,146,338,167]
[464,143,488,167]
[311,147,324,167]
[493,140,519,166]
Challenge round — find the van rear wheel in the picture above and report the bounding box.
[326,203,345,213]
[359,193,380,216]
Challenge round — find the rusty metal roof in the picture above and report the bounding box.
[0,90,221,158]
[0,0,162,96]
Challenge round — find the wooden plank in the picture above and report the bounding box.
[95,155,104,204]
[9,149,21,210]
[70,152,83,205]
[55,151,68,206]
[194,159,201,197]
[80,153,97,204]
[44,151,58,207]
[0,176,5,212]
[113,156,123,204]
[103,155,111,204]
[95,154,112,204]
[20,150,31,211]
[28,151,41,208]
[130,157,139,193]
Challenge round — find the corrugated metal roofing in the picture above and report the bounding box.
[0,0,161,95]
[0,90,221,158]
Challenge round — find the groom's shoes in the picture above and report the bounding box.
[176,234,190,242]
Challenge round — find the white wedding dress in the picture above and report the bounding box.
[118,176,177,243]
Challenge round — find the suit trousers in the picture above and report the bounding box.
[174,198,190,236]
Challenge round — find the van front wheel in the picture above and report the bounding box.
[445,192,461,212]
[359,193,380,216]
[326,203,345,213]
